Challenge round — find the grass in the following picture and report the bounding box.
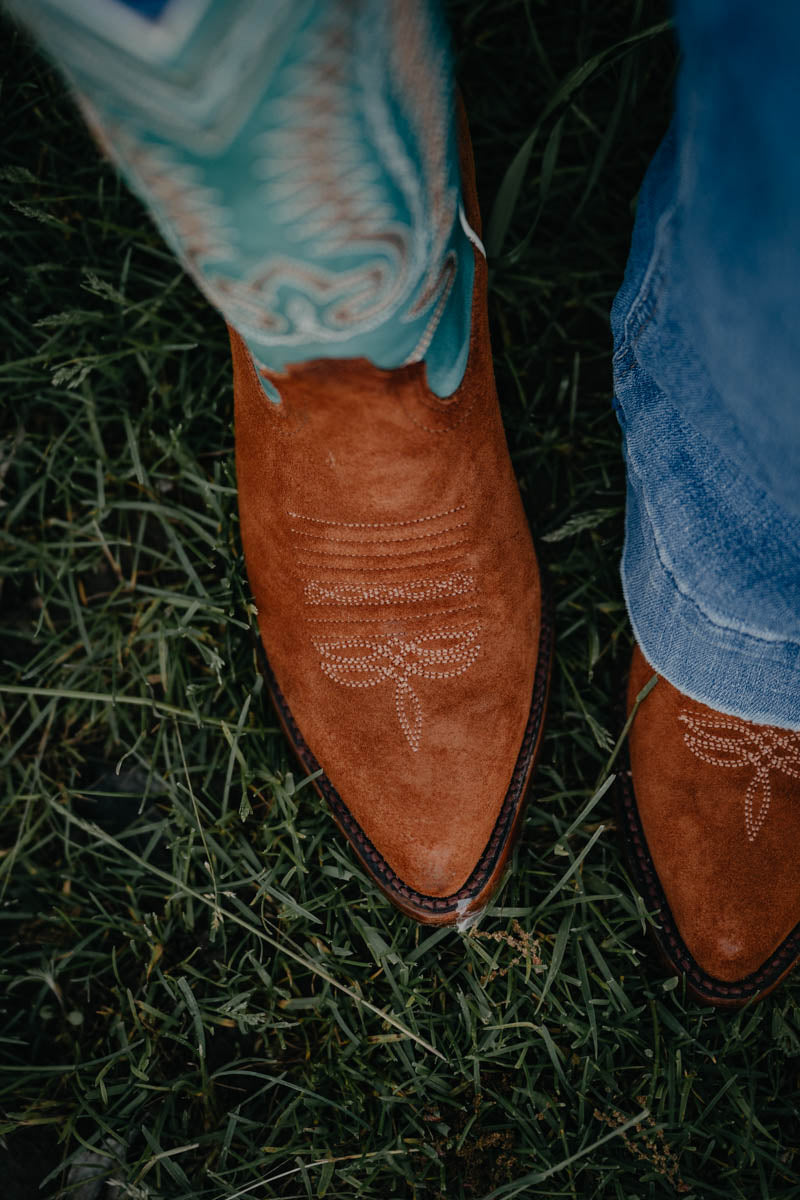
[2,2,800,1197]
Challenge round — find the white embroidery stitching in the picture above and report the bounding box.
[298,538,469,561]
[287,503,466,528]
[306,603,479,625]
[296,555,462,573]
[290,521,467,543]
[305,573,475,607]
[678,710,800,842]
[295,501,481,751]
[315,627,482,752]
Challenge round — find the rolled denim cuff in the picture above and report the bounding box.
[619,412,800,732]
[612,105,800,732]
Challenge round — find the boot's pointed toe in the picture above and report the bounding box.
[621,644,800,1003]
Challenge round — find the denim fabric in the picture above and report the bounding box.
[8,0,475,398]
[116,0,172,17]
[611,0,800,730]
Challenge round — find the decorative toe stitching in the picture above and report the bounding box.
[258,582,554,917]
[617,759,800,1002]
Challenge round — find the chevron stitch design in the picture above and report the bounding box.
[304,573,475,607]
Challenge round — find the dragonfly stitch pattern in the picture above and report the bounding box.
[295,502,482,753]
[678,710,800,842]
[314,628,481,753]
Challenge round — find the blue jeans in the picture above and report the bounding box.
[611,0,800,730]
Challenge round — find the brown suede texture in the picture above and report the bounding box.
[230,111,544,902]
[627,644,800,984]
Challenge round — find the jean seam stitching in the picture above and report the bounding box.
[613,202,677,367]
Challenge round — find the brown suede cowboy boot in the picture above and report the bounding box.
[620,644,800,1004]
[230,111,553,924]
